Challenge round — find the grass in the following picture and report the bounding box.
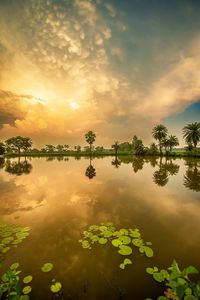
[3,148,200,158]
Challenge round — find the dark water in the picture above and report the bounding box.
[0,156,200,299]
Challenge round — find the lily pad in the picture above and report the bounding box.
[23,275,33,284]
[118,245,132,256]
[98,238,107,244]
[50,281,62,293]
[41,263,54,273]
[144,246,154,258]
[111,239,122,247]
[10,262,20,270]
[22,286,32,294]
[119,236,131,245]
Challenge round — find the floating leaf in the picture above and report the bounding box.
[50,281,62,293]
[118,245,132,256]
[119,263,125,269]
[111,239,122,247]
[10,262,20,270]
[144,246,154,258]
[98,238,107,244]
[22,286,32,294]
[23,275,33,284]
[124,258,132,265]
[119,236,131,245]
[41,263,54,273]
[132,239,143,247]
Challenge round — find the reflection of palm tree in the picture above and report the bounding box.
[183,159,200,192]
[153,168,169,186]
[111,157,121,168]
[85,156,96,179]
[5,159,32,176]
[0,157,5,169]
[153,157,180,187]
[132,157,145,173]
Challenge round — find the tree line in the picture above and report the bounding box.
[0,122,199,156]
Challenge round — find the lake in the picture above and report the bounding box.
[0,156,200,299]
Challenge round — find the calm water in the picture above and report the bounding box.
[0,156,200,299]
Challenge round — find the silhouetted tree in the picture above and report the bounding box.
[183,122,200,149]
[85,131,96,153]
[5,136,32,155]
[168,135,179,152]
[152,124,168,154]
[111,141,120,156]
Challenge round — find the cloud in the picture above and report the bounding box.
[0,0,200,146]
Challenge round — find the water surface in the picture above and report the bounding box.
[0,156,200,299]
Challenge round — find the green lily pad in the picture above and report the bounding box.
[119,236,131,245]
[118,245,132,256]
[111,238,122,247]
[23,275,33,284]
[41,263,54,272]
[132,238,143,247]
[124,258,132,265]
[98,238,107,244]
[10,262,20,270]
[144,246,154,258]
[22,286,32,294]
[50,281,62,293]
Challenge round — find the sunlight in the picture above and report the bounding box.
[69,101,80,110]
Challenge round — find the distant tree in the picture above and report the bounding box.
[95,146,104,153]
[111,141,120,156]
[0,142,5,155]
[85,131,96,153]
[132,136,145,155]
[56,144,64,152]
[148,143,159,155]
[5,136,32,155]
[119,142,132,152]
[45,145,56,152]
[74,145,81,152]
[168,135,179,152]
[161,138,170,153]
[183,122,200,148]
[152,124,168,154]
[63,144,69,151]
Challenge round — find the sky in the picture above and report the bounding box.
[0,0,200,148]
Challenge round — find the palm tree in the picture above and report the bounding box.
[168,135,179,152]
[111,141,120,156]
[85,131,96,153]
[183,122,200,149]
[152,124,168,154]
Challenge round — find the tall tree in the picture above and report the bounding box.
[85,131,96,153]
[168,135,179,152]
[152,124,168,154]
[5,136,32,155]
[45,145,56,153]
[111,141,120,156]
[183,122,200,149]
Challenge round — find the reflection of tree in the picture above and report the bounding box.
[85,156,96,179]
[184,159,200,192]
[132,157,145,173]
[5,159,32,176]
[111,156,121,168]
[0,157,5,169]
[153,157,180,187]
[153,168,169,187]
